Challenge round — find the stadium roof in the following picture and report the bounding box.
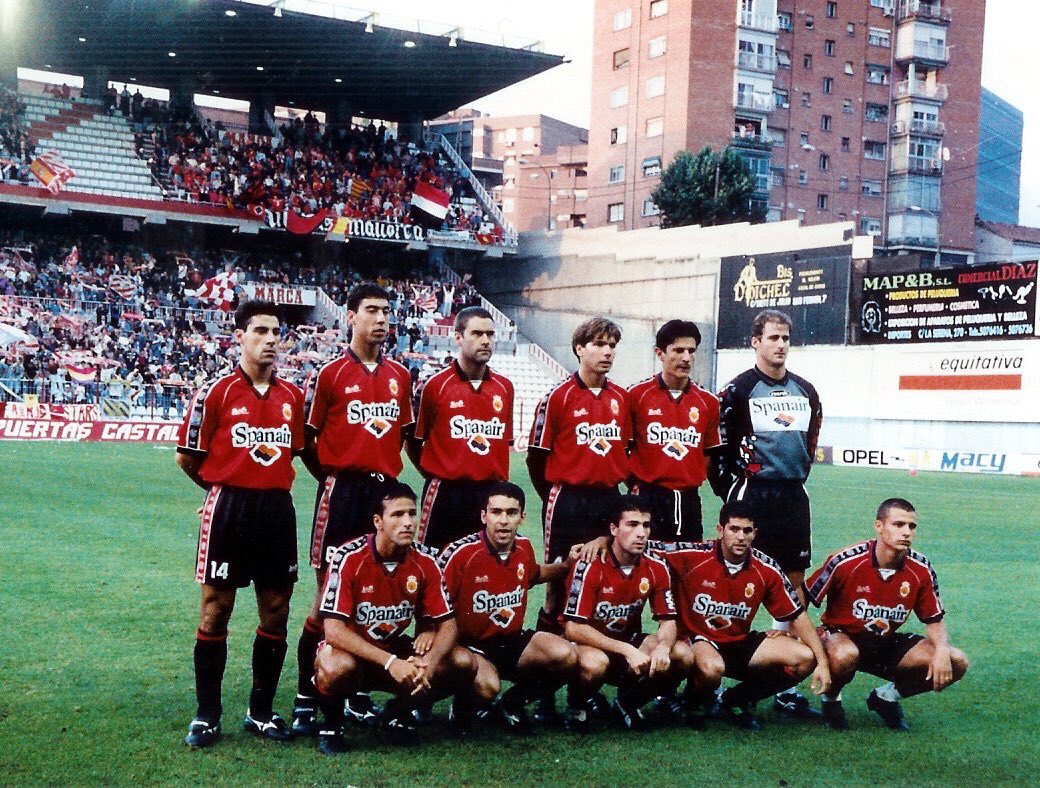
[21,0,565,122]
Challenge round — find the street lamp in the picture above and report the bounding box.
[518,158,554,231]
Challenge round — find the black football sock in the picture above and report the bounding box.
[249,627,288,719]
[194,628,228,721]
[724,666,799,708]
[316,686,345,731]
[296,616,323,697]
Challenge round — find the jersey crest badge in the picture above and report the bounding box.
[492,394,504,412]
[517,563,526,580]
[406,575,418,594]
[282,402,293,421]
[688,406,699,424]
[638,577,650,595]
[610,398,620,416]
[744,583,755,599]
[899,581,911,598]
[389,378,399,396]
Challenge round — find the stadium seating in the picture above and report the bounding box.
[489,349,563,439]
[20,93,164,200]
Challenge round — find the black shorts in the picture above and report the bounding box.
[322,634,416,693]
[628,480,703,541]
[195,485,298,590]
[604,631,650,686]
[418,477,496,551]
[464,629,538,681]
[543,484,621,563]
[825,628,925,681]
[728,478,811,571]
[710,631,769,681]
[310,470,394,571]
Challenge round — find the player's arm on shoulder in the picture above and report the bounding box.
[534,560,570,585]
[175,449,208,489]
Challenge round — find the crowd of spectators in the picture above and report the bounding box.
[0,228,483,416]
[0,85,34,183]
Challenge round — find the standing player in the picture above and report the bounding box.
[652,501,831,730]
[176,300,305,748]
[435,482,580,734]
[713,308,823,717]
[291,282,413,734]
[406,306,514,551]
[806,498,968,731]
[628,319,720,541]
[313,482,477,754]
[561,495,685,731]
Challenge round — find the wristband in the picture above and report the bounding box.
[384,654,398,671]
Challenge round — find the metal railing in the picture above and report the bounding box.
[738,11,778,31]
[896,42,950,63]
[734,92,776,112]
[897,0,952,23]
[894,80,949,102]
[736,52,777,72]
[891,119,945,136]
[890,154,943,175]
[526,343,568,382]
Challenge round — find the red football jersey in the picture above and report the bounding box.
[178,367,304,490]
[529,374,632,488]
[319,534,452,645]
[305,351,413,476]
[438,531,538,643]
[413,361,513,482]
[650,540,802,643]
[806,540,945,637]
[561,548,675,639]
[628,374,721,489]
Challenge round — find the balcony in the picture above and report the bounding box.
[736,51,777,73]
[891,118,945,136]
[890,154,943,175]
[894,79,948,102]
[734,92,775,113]
[888,233,939,249]
[739,11,778,32]
[897,0,952,24]
[729,131,773,151]
[895,41,950,66]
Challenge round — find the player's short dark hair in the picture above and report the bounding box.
[606,494,652,527]
[346,282,390,313]
[655,319,702,351]
[752,309,792,338]
[455,306,493,334]
[483,480,525,512]
[572,317,622,357]
[876,497,915,520]
[234,299,280,330]
[719,500,757,527]
[374,480,417,516]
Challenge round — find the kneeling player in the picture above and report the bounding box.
[655,501,830,730]
[435,482,579,734]
[805,498,968,731]
[313,482,477,754]
[562,495,688,731]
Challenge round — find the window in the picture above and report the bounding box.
[642,196,660,216]
[821,114,832,131]
[778,12,793,31]
[844,61,854,75]
[650,0,668,18]
[608,165,625,183]
[868,27,891,47]
[861,179,883,196]
[522,126,535,141]
[841,136,851,152]
[839,175,849,191]
[860,216,882,236]
[817,194,829,210]
[502,198,515,213]
[804,53,813,68]
[610,125,628,145]
[610,86,628,108]
[865,103,889,122]
[771,167,786,187]
[608,202,624,223]
[769,128,787,147]
[847,22,856,36]
[819,153,830,171]
[574,189,588,201]
[797,208,807,224]
[866,64,890,84]
[505,127,517,143]
[776,49,791,69]
[843,99,853,114]
[806,14,815,28]
[864,140,886,160]
[642,156,662,177]
[824,39,836,56]
[798,169,808,184]
[613,48,630,70]
[827,2,838,17]
[801,92,812,107]
[823,77,834,93]
[800,131,810,146]
[645,116,664,137]
[648,36,667,58]
[774,88,790,108]
[646,76,666,98]
[613,8,632,30]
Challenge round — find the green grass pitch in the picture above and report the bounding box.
[1,442,1037,786]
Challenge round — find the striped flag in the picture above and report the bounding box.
[64,246,79,268]
[410,181,450,227]
[29,150,76,194]
[412,287,438,313]
[349,177,371,200]
[109,274,137,300]
[66,365,97,384]
[190,272,238,312]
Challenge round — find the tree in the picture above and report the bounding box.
[650,146,767,229]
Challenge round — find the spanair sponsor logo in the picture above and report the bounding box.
[356,600,415,640]
[449,415,506,455]
[230,423,293,466]
[594,600,643,632]
[852,599,910,630]
[346,399,400,439]
[576,420,621,457]
[749,395,811,432]
[472,586,525,628]
[646,422,702,461]
[693,594,752,630]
